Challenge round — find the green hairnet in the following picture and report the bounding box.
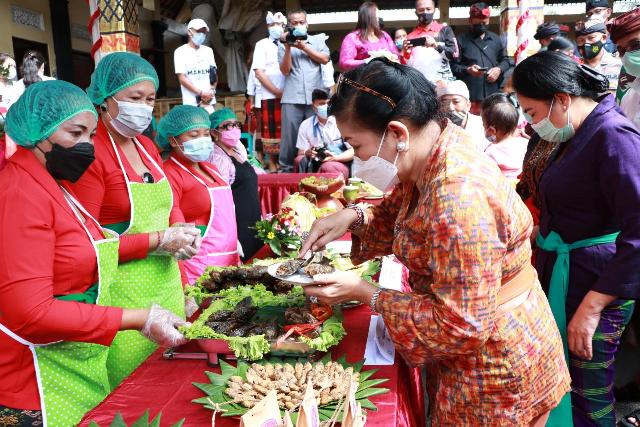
[5,80,97,148]
[209,108,238,129]
[86,52,159,105]
[156,105,211,149]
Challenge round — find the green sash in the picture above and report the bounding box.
[55,283,99,304]
[536,230,619,427]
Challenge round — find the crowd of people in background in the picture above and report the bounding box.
[1,0,640,425]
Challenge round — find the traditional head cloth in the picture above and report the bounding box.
[470,2,491,18]
[436,80,470,100]
[575,15,607,36]
[209,108,237,129]
[586,0,610,12]
[266,11,286,25]
[558,24,571,36]
[6,80,96,147]
[607,7,640,44]
[534,22,561,40]
[548,36,575,52]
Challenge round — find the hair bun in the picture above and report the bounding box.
[580,64,610,94]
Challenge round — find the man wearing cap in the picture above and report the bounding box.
[436,80,488,151]
[401,0,459,72]
[586,0,617,54]
[576,15,622,92]
[451,2,510,114]
[534,22,561,50]
[251,11,287,172]
[174,18,218,113]
[608,7,640,129]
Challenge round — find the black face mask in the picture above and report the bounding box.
[448,111,467,126]
[417,12,434,25]
[378,17,385,30]
[579,41,603,60]
[39,141,95,182]
[471,24,488,37]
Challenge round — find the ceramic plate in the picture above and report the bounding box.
[267,262,315,286]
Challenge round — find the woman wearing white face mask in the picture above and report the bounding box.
[299,58,570,426]
[63,52,200,389]
[0,53,17,109]
[157,105,240,286]
[513,51,640,426]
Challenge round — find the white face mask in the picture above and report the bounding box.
[108,98,154,138]
[352,130,401,192]
[7,67,16,81]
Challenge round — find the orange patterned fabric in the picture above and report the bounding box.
[351,124,570,425]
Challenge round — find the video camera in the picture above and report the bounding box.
[285,26,308,45]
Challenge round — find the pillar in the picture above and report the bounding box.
[151,19,168,96]
[499,0,544,59]
[439,0,450,24]
[95,0,140,56]
[49,0,74,81]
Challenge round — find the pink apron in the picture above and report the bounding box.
[171,158,240,284]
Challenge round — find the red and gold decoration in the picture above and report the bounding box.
[86,0,140,64]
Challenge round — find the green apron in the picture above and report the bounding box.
[105,136,185,389]
[536,230,619,427]
[15,190,119,426]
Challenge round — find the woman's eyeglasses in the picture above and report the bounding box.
[336,74,397,109]
[217,121,243,131]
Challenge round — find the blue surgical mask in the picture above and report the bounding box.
[317,104,328,119]
[395,40,404,50]
[530,98,575,143]
[180,136,213,162]
[622,50,640,78]
[293,25,308,37]
[191,32,206,46]
[269,27,283,40]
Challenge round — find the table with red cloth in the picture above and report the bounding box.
[80,304,425,427]
[257,172,341,215]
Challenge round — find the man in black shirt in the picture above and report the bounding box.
[451,2,510,114]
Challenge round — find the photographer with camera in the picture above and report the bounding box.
[278,9,331,172]
[294,89,353,180]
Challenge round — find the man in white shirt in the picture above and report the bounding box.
[252,11,287,172]
[436,79,489,151]
[174,18,217,113]
[295,89,353,180]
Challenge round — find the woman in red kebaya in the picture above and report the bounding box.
[156,105,240,287]
[62,52,200,389]
[0,80,187,426]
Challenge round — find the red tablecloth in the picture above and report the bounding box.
[80,304,425,426]
[257,172,341,215]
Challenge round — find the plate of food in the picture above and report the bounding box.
[267,256,335,286]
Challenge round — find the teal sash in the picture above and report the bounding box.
[536,230,619,427]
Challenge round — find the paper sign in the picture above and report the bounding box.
[239,389,282,427]
[296,381,320,427]
[378,255,404,291]
[363,315,395,365]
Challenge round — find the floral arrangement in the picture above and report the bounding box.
[254,207,303,256]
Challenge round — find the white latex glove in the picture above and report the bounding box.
[237,240,244,259]
[156,225,200,259]
[185,296,199,318]
[140,304,190,347]
[175,233,202,260]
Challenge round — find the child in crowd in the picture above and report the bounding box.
[481,92,528,181]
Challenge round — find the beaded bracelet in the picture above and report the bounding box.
[347,204,365,231]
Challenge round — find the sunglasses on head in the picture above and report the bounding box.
[217,121,242,131]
